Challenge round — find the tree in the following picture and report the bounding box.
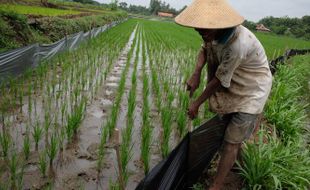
[119,2,128,10]
[110,0,118,11]
[149,0,160,15]
[243,20,256,31]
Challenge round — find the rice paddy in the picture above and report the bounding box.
[0,18,309,189]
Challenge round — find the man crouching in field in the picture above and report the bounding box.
[175,0,272,189]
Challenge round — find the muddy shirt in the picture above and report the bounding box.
[204,25,272,114]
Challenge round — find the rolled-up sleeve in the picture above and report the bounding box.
[215,48,242,88]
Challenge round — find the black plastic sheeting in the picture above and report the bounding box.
[0,21,122,83]
[269,49,310,74]
[136,115,231,190]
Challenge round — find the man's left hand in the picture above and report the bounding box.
[188,101,200,120]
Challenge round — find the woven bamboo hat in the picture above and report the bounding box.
[175,0,244,29]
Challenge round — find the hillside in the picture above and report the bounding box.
[0,0,127,52]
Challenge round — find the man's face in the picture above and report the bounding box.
[195,28,218,42]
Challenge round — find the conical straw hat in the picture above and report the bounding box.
[175,0,244,29]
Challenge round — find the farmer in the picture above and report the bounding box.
[175,0,272,189]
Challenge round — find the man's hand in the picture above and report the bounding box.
[186,73,200,97]
[187,101,200,120]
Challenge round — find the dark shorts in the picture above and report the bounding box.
[221,112,259,144]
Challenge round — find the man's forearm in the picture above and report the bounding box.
[194,77,221,106]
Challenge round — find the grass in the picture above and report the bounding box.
[0,4,81,16]
[239,129,310,189]
[264,57,309,143]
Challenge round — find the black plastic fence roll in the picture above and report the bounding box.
[269,49,310,74]
[136,115,230,190]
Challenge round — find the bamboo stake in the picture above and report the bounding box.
[113,128,125,190]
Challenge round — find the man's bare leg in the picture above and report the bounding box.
[209,142,241,190]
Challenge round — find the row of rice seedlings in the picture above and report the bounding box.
[142,28,176,157]
[119,26,141,186]
[140,31,153,174]
[96,24,138,180]
[105,25,139,138]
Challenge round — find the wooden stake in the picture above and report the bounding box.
[113,128,125,190]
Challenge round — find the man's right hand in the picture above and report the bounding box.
[186,73,200,97]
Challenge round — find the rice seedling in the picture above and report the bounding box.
[0,131,10,158]
[97,127,108,173]
[160,106,172,158]
[46,134,58,167]
[23,134,30,160]
[27,85,33,123]
[8,152,19,190]
[18,87,23,114]
[32,120,43,151]
[38,150,47,178]
[176,111,187,138]
[119,129,133,184]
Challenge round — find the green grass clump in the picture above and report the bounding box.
[264,57,309,143]
[239,131,310,189]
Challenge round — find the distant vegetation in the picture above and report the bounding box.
[119,0,186,16]
[71,0,100,5]
[244,16,310,40]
